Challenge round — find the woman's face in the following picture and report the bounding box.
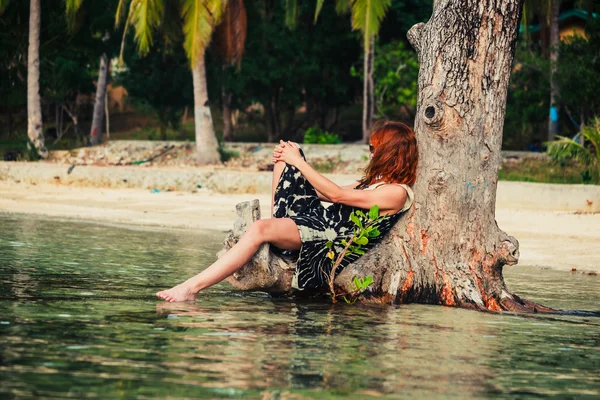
[369,143,375,160]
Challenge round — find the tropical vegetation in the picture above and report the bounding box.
[0,0,599,182]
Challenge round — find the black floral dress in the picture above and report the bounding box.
[272,156,414,290]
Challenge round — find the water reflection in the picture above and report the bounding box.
[0,214,598,399]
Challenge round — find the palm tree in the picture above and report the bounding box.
[547,117,600,183]
[314,0,391,143]
[116,0,226,164]
[1,0,49,157]
[27,0,48,157]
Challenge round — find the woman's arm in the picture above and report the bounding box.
[274,142,407,213]
[316,182,359,202]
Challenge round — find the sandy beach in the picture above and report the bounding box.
[0,180,599,273]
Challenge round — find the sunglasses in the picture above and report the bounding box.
[369,144,375,153]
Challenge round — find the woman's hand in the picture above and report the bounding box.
[273,140,303,167]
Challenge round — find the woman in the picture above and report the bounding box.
[157,120,417,302]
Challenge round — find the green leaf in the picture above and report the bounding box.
[350,212,362,229]
[356,210,367,219]
[368,228,380,238]
[181,0,225,67]
[353,276,361,289]
[369,205,380,220]
[341,239,347,246]
[131,0,165,56]
[325,241,332,249]
[354,248,366,255]
[355,236,368,246]
[350,0,392,51]
[314,0,325,24]
[363,275,373,287]
[0,0,10,15]
[285,0,298,30]
[65,0,83,20]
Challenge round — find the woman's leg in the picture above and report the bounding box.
[156,218,301,302]
[271,161,286,217]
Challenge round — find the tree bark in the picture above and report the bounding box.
[90,53,108,145]
[548,0,560,142]
[362,35,375,143]
[192,53,221,164]
[27,0,48,158]
[222,0,553,313]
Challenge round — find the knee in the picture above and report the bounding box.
[247,219,271,243]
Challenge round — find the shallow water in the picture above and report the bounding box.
[0,214,598,399]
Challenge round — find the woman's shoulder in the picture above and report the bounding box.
[376,183,414,212]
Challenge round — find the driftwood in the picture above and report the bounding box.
[220,200,295,294]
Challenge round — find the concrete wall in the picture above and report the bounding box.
[496,181,600,213]
[1,162,598,213]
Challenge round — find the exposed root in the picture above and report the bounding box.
[499,291,555,313]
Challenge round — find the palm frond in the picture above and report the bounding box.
[547,136,596,166]
[181,0,226,67]
[118,5,135,66]
[115,0,131,28]
[285,0,298,30]
[0,0,10,15]
[130,0,164,56]
[65,0,84,33]
[335,0,350,15]
[214,0,247,67]
[314,0,325,23]
[350,0,391,51]
[583,117,600,161]
[65,0,83,19]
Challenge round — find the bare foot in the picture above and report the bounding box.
[156,283,197,302]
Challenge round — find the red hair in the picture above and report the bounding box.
[357,120,418,188]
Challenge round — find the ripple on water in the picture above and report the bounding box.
[0,214,598,399]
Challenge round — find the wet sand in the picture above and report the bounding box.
[0,180,598,273]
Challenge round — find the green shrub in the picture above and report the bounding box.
[303,127,341,144]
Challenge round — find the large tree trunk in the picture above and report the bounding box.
[27,0,48,158]
[223,0,553,313]
[90,53,108,146]
[192,53,221,164]
[548,0,560,142]
[362,35,375,143]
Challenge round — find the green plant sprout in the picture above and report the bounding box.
[325,204,386,303]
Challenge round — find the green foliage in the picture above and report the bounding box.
[504,20,600,150]
[547,117,600,183]
[346,0,392,51]
[217,141,239,162]
[209,1,360,141]
[554,20,600,130]
[352,40,419,118]
[343,276,373,304]
[498,157,598,185]
[326,204,386,304]
[116,30,192,137]
[503,42,550,150]
[303,127,341,144]
[180,0,224,66]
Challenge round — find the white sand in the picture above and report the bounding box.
[0,181,598,273]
